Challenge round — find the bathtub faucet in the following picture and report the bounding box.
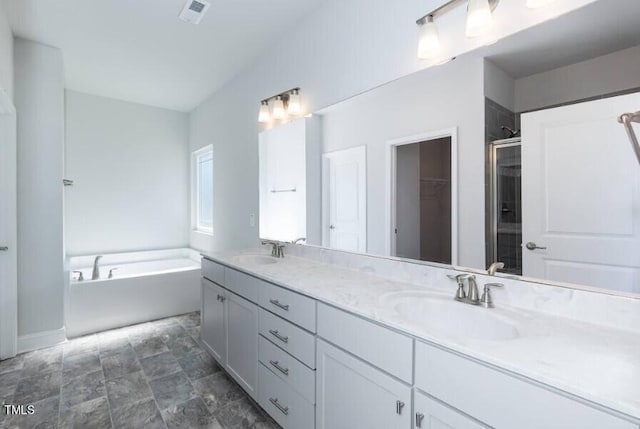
[92,256,103,280]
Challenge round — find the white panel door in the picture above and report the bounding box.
[201,279,226,363]
[316,339,411,429]
[521,93,640,293]
[323,146,366,252]
[0,94,17,360]
[225,290,259,400]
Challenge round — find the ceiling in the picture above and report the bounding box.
[484,0,640,79]
[1,0,325,111]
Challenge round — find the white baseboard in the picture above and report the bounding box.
[17,327,66,354]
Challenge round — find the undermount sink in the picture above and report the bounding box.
[236,255,279,265]
[382,291,520,341]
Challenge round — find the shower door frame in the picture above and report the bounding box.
[488,137,522,268]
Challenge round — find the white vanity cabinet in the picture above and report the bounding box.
[257,282,318,428]
[413,391,487,429]
[201,259,259,400]
[414,341,637,429]
[225,289,259,399]
[316,339,412,429]
[316,303,413,429]
[201,278,226,362]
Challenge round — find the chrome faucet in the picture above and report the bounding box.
[291,237,306,244]
[447,273,480,305]
[91,256,102,280]
[261,240,285,258]
[487,262,505,276]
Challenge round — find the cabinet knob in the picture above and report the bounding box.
[396,400,405,415]
[216,294,225,302]
[416,412,425,427]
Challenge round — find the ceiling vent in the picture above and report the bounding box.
[179,0,211,24]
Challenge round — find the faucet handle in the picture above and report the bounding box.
[447,273,473,301]
[481,283,503,308]
[108,268,119,279]
[72,271,84,281]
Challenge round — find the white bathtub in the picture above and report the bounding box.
[66,248,201,338]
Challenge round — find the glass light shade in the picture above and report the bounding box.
[272,96,286,120]
[417,18,440,59]
[466,0,493,38]
[526,0,555,8]
[287,90,301,115]
[258,102,270,123]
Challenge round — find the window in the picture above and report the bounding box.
[193,145,213,234]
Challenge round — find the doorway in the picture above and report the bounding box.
[387,129,457,265]
[0,89,17,360]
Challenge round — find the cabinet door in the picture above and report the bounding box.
[316,339,411,429]
[226,290,259,399]
[414,391,487,429]
[201,278,226,363]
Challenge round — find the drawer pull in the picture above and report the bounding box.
[269,397,289,416]
[268,329,289,344]
[216,294,225,302]
[396,400,405,415]
[416,412,425,427]
[269,299,290,311]
[269,360,289,376]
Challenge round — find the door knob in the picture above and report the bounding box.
[329,225,335,230]
[525,242,547,251]
[0,246,8,251]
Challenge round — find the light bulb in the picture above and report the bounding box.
[526,0,555,8]
[258,101,270,123]
[272,96,286,120]
[417,16,440,60]
[287,90,301,115]
[466,0,493,38]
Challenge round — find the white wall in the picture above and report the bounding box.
[485,59,515,111]
[396,144,420,260]
[320,55,485,267]
[188,0,597,254]
[515,44,640,112]
[0,4,12,100]
[14,38,65,339]
[65,91,189,256]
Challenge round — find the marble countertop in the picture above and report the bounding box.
[203,249,640,421]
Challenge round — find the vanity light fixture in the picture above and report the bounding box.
[258,101,270,123]
[526,0,556,8]
[417,16,440,59]
[416,0,500,59]
[257,87,302,123]
[466,0,495,37]
[287,89,301,115]
[272,96,286,120]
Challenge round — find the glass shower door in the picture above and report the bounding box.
[491,139,522,275]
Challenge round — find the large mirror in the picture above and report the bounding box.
[259,0,640,296]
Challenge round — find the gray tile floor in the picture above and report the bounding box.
[0,312,279,429]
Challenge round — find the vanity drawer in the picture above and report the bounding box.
[259,335,315,403]
[201,258,225,285]
[415,341,637,429]
[224,268,261,303]
[259,282,317,332]
[259,362,315,429]
[317,303,413,383]
[260,309,316,368]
